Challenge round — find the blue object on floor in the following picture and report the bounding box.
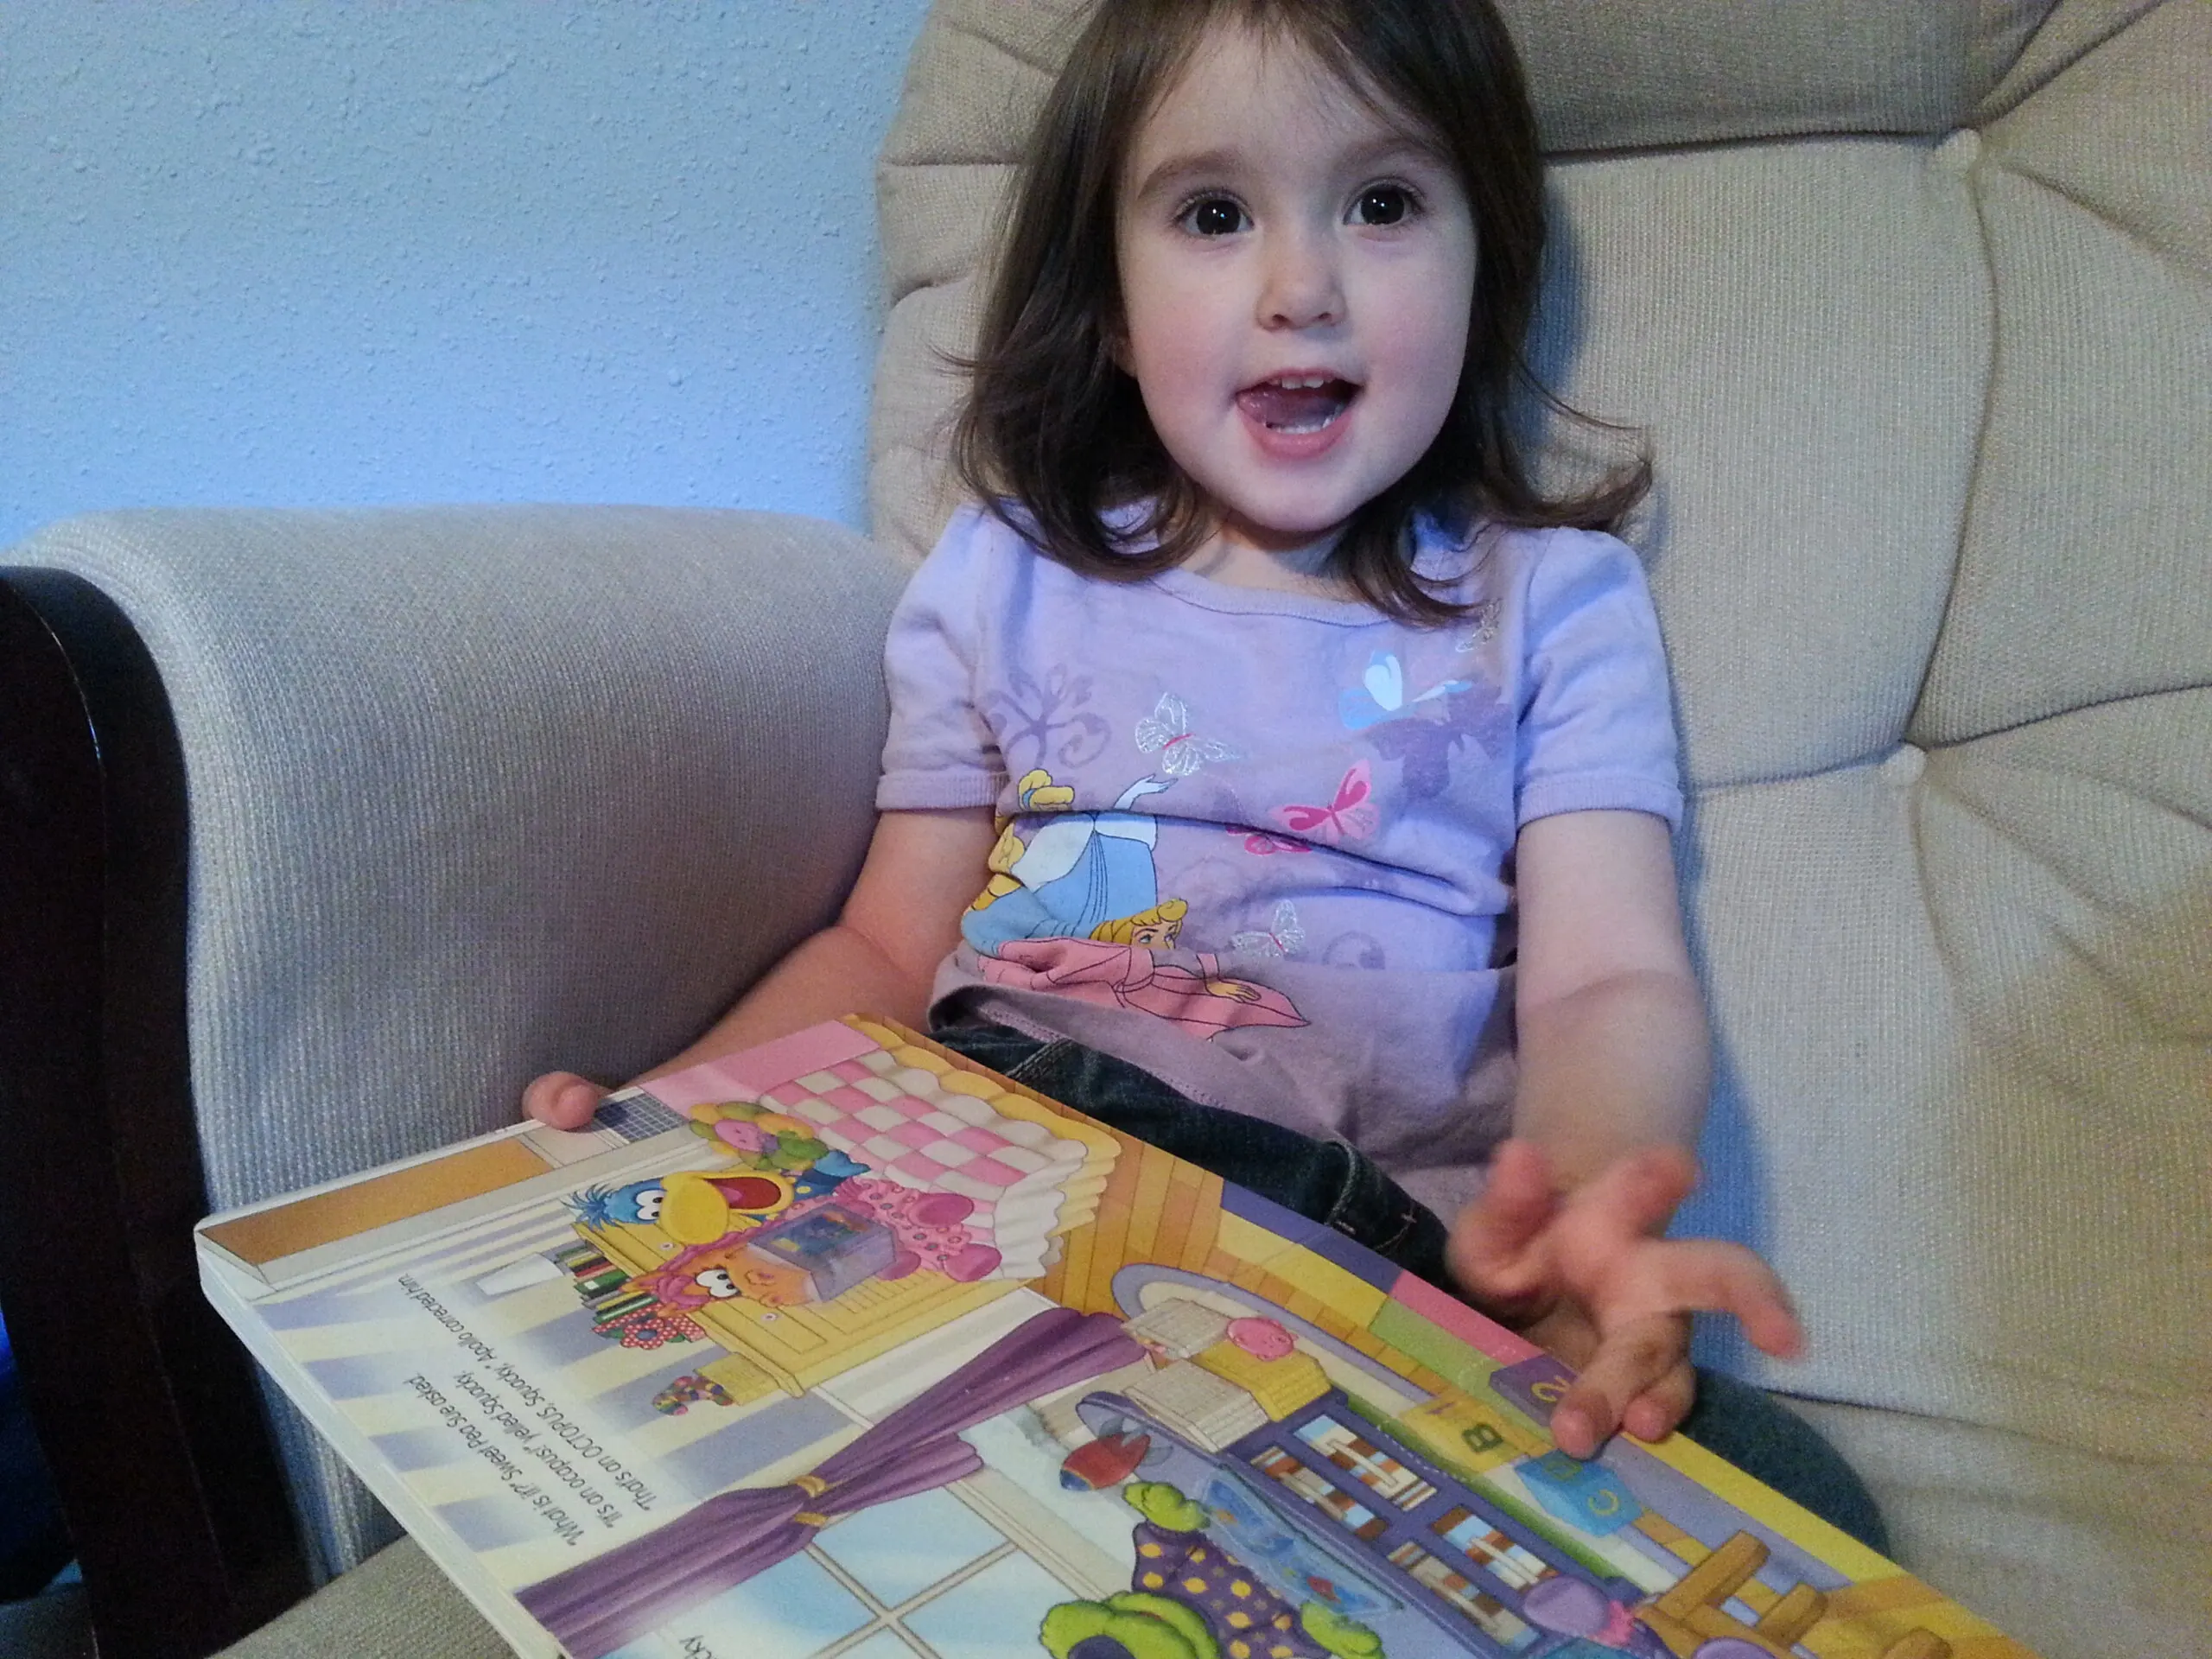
[0,1306,73,1604]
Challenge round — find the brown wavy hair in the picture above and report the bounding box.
[951,0,1649,624]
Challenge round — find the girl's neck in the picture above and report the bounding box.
[1179,519,1351,597]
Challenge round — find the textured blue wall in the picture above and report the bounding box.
[0,1,935,547]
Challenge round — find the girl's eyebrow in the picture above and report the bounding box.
[1127,147,1244,210]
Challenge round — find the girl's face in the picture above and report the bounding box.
[1114,25,1476,567]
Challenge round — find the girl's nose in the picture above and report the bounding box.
[1258,228,1343,329]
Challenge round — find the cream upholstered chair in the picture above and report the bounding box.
[1,3,2202,1656]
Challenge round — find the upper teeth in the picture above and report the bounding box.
[1271,375,1334,389]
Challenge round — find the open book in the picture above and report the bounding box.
[197,1016,2032,1659]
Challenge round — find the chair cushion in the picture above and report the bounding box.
[1916,0,2212,742]
[1502,0,2056,149]
[1791,1395,2212,1658]
[1531,138,1988,788]
[213,1539,505,1659]
[1677,691,2212,1463]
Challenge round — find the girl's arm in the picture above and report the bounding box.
[1447,808,1802,1457]
[524,806,997,1128]
[1510,807,1709,1180]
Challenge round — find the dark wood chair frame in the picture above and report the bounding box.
[0,569,310,1657]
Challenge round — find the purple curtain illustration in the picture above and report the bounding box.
[517,1306,1141,1658]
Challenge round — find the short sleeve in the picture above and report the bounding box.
[1515,528,1684,829]
[876,506,1008,810]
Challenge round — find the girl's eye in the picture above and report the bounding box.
[1180,197,1248,237]
[1353,185,1416,226]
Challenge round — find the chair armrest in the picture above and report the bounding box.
[1,566,305,1658]
[0,505,907,1652]
[11,504,906,1197]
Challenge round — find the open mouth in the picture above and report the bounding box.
[1236,373,1358,435]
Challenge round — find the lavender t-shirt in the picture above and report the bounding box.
[878,503,1681,1220]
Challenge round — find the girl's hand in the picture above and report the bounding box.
[523,1070,607,1132]
[1446,1139,1804,1459]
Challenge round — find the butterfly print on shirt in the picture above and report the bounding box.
[1271,760,1381,845]
[1230,899,1305,958]
[1454,597,1503,651]
[1366,686,1513,803]
[1226,823,1314,856]
[1135,692,1241,777]
[1338,651,1472,732]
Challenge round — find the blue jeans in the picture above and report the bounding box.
[931,1021,1890,1555]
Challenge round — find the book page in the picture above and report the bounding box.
[200,1017,2036,1659]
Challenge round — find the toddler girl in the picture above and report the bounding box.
[529,0,1883,1547]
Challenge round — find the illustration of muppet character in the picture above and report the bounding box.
[567,1090,1009,1319]
[624,1174,995,1308]
[592,1166,1003,1314]
[1041,1483,1382,1659]
[965,769,1305,1040]
[569,1170,799,1243]
[677,1103,874,1201]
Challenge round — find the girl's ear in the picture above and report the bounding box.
[1103,308,1133,375]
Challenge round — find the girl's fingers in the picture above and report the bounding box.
[1735,1279,1807,1360]
[1548,1393,1609,1460]
[1549,1208,1808,1363]
[1548,1313,1688,1459]
[1633,1239,1806,1361]
[1621,1360,1698,1443]
[524,1071,607,1131]
[1545,1242,1803,1459]
[1445,1140,1560,1301]
[1461,1140,1559,1255]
